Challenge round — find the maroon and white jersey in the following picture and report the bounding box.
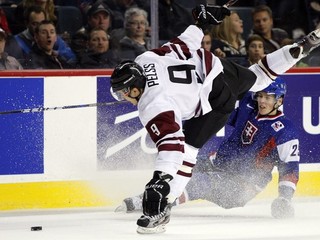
[135,25,223,176]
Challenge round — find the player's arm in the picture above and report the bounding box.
[145,110,185,178]
[271,138,299,219]
[249,28,320,92]
[165,4,231,55]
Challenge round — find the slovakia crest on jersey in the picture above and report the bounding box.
[271,121,284,132]
[241,120,258,144]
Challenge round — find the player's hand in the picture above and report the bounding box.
[192,4,230,29]
[214,48,226,58]
[142,171,172,216]
[271,197,295,219]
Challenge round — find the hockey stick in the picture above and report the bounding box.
[224,0,239,7]
[0,101,125,115]
[207,0,239,7]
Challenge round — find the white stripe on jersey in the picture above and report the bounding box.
[277,139,300,163]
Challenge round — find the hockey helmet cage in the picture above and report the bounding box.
[110,60,146,92]
[253,77,287,100]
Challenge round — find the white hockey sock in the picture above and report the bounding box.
[261,44,304,77]
[169,144,199,200]
[249,44,304,92]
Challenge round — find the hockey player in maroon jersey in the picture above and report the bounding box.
[110,3,320,234]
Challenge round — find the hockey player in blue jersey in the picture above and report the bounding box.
[181,77,299,219]
[111,2,319,233]
[117,77,299,219]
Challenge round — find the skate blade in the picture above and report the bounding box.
[136,224,166,234]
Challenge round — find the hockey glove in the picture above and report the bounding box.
[142,171,172,216]
[271,185,295,219]
[192,4,231,29]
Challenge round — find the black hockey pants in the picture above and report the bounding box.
[184,58,256,148]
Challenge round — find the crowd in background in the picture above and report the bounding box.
[0,0,319,70]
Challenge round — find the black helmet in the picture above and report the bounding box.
[111,60,146,92]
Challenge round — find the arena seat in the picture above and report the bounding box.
[55,6,83,35]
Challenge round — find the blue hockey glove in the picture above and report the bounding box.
[271,185,295,219]
[271,197,294,219]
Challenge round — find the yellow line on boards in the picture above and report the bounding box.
[0,181,111,211]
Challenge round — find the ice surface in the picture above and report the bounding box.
[1,197,319,240]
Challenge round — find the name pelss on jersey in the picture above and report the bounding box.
[143,63,159,87]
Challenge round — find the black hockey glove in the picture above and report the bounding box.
[142,171,173,216]
[271,185,295,219]
[192,4,231,29]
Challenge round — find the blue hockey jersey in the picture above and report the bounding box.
[214,93,300,191]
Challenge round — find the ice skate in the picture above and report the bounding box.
[297,28,320,54]
[136,204,172,234]
[114,194,143,213]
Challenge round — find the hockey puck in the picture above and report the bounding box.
[31,226,42,231]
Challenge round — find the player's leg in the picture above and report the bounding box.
[184,110,230,149]
[115,193,143,213]
[167,143,198,200]
[184,61,256,149]
[184,158,261,209]
[219,58,257,101]
[136,171,172,234]
[249,27,320,92]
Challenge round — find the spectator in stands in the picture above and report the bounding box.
[107,0,143,50]
[256,1,308,40]
[77,27,120,68]
[251,5,290,54]
[210,11,247,66]
[71,0,113,58]
[245,34,265,66]
[25,20,72,69]
[0,27,23,69]
[201,29,212,52]
[308,0,320,30]
[5,5,76,67]
[14,0,57,35]
[86,1,112,32]
[107,0,192,48]
[103,0,138,29]
[118,7,150,61]
[0,6,12,35]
